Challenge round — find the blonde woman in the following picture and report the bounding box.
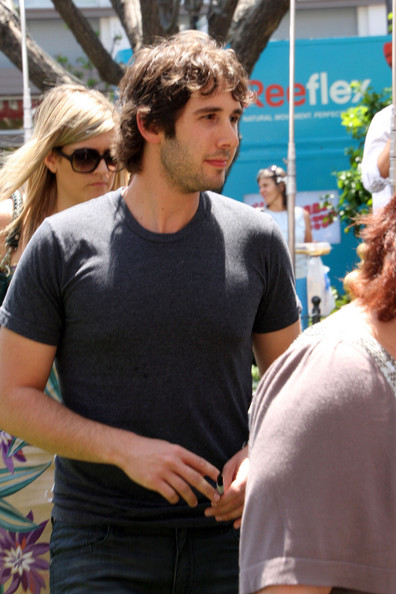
[0,83,127,399]
[0,84,127,593]
[0,83,126,285]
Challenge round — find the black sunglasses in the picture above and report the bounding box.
[54,147,121,174]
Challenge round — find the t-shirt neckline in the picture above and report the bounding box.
[113,189,208,243]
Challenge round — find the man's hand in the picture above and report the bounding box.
[204,445,249,529]
[118,434,221,508]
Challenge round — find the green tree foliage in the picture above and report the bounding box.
[323,84,391,234]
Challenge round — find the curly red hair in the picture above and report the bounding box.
[345,195,396,321]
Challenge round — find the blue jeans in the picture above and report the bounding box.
[50,520,239,593]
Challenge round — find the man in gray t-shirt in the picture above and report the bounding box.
[0,32,300,592]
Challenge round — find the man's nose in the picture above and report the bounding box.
[217,121,240,150]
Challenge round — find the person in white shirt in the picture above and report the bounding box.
[361,104,392,211]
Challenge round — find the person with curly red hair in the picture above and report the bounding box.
[240,197,396,594]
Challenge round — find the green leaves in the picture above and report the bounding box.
[332,84,391,234]
[0,461,52,532]
[251,364,260,393]
[340,105,369,141]
[0,462,52,498]
[7,436,28,457]
[0,498,39,532]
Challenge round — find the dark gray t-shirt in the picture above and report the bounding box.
[0,189,299,526]
[240,306,396,594]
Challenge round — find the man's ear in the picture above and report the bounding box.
[136,111,161,144]
[44,150,58,173]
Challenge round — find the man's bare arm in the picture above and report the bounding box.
[252,320,301,377]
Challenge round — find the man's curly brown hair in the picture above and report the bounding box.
[114,31,253,174]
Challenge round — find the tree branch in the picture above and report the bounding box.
[230,0,289,75]
[208,0,239,41]
[0,0,78,91]
[140,0,167,43]
[109,0,143,51]
[51,0,125,85]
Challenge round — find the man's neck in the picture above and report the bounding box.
[122,173,200,234]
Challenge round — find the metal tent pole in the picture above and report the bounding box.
[20,0,33,143]
[287,0,296,273]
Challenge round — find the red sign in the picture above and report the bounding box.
[0,98,40,121]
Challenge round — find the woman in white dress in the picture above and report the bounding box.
[257,165,312,329]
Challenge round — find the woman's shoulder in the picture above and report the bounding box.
[0,199,14,264]
[0,199,13,232]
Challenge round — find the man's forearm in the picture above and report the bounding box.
[0,384,220,506]
[0,384,125,467]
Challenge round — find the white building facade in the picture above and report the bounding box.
[0,0,390,135]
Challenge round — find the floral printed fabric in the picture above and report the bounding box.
[0,511,49,594]
[0,367,60,593]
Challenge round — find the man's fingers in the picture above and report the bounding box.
[233,517,242,530]
[214,502,244,523]
[158,480,180,505]
[205,498,244,522]
[185,451,219,484]
[169,459,219,505]
[204,481,245,521]
[148,445,220,506]
[174,450,219,500]
[167,473,199,507]
[126,439,220,505]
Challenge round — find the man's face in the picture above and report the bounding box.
[159,90,242,194]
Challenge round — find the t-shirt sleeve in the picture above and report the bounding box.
[252,219,301,333]
[0,220,64,345]
[240,337,396,594]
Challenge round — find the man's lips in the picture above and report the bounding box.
[206,159,228,168]
[206,154,231,168]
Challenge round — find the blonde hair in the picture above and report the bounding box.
[0,84,127,240]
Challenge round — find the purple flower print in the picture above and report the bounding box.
[0,511,49,594]
[0,433,26,474]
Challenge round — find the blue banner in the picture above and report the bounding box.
[225,35,392,199]
[223,35,392,290]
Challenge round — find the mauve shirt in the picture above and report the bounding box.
[240,307,396,594]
